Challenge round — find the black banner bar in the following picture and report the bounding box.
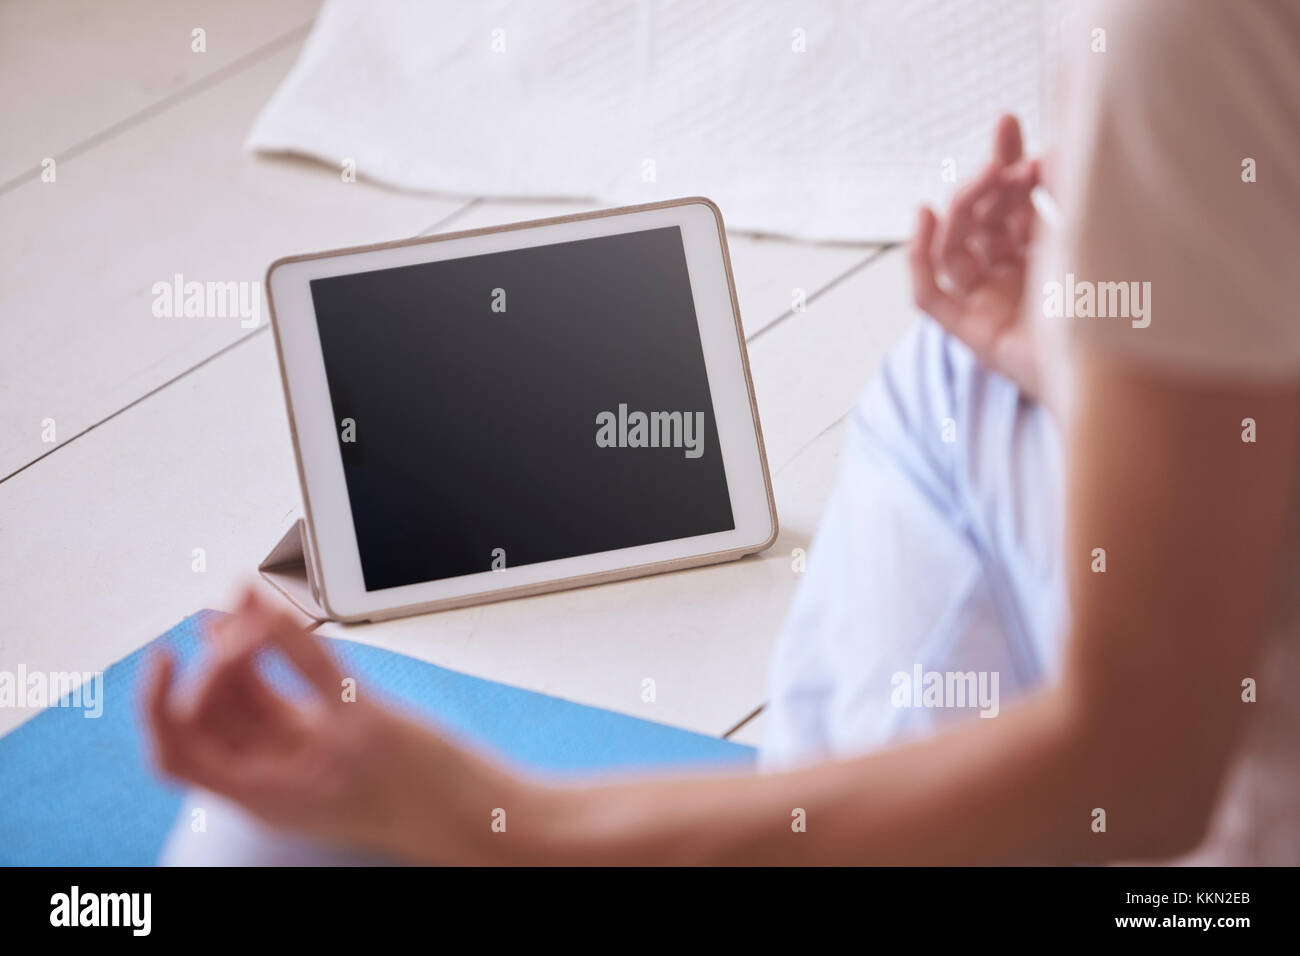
[0,865,1282,942]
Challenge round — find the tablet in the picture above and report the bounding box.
[265,197,777,622]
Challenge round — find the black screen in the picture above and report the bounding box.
[310,225,735,592]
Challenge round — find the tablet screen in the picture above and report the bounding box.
[309,225,736,591]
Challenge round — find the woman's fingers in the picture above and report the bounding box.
[909,207,961,325]
[993,113,1023,166]
[269,614,345,703]
[185,596,307,742]
[1006,201,1036,249]
[973,158,1039,228]
[188,616,269,704]
[933,117,1036,293]
[143,649,243,792]
[142,590,332,810]
[932,160,1003,293]
[935,113,1024,280]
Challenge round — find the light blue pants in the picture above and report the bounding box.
[162,317,1067,863]
[761,318,1066,766]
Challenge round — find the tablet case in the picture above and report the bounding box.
[258,517,330,621]
[259,197,779,623]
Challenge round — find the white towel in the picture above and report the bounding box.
[249,0,1057,242]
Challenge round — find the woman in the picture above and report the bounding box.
[146,0,1300,865]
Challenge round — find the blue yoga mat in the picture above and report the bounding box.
[0,610,752,865]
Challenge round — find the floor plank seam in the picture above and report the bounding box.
[776,410,852,478]
[744,242,898,346]
[0,20,314,198]
[0,326,269,485]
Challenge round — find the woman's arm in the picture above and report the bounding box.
[478,355,1296,866]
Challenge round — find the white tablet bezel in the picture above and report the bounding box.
[266,198,777,621]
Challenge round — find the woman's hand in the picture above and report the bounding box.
[142,587,542,864]
[909,114,1044,400]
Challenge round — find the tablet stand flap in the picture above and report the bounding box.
[257,518,332,622]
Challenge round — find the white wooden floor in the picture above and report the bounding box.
[0,0,917,741]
